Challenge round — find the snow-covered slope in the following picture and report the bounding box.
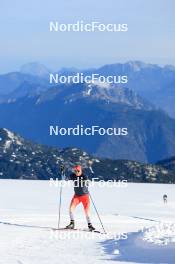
[0,180,175,263]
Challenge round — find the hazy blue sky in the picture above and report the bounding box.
[0,0,175,73]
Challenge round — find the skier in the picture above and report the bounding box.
[163,194,168,204]
[65,165,95,231]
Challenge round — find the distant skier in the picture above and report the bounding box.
[65,165,95,231]
[163,194,168,204]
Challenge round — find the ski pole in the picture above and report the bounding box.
[89,192,107,234]
[58,165,65,229]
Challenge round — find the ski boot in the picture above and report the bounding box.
[65,220,75,229]
[88,223,95,231]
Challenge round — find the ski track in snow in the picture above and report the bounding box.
[0,180,175,264]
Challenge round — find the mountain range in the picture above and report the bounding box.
[0,128,174,183]
[0,61,175,163]
[1,61,175,118]
[93,61,175,118]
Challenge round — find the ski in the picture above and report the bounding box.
[0,221,104,234]
[52,227,103,234]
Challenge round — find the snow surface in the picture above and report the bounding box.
[0,180,175,264]
[90,80,110,89]
[3,128,22,150]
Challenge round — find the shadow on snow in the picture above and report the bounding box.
[99,230,175,263]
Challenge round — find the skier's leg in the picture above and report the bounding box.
[82,194,91,223]
[69,195,80,221]
[81,194,95,230]
[66,195,80,229]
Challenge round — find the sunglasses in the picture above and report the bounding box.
[74,170,80,173]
